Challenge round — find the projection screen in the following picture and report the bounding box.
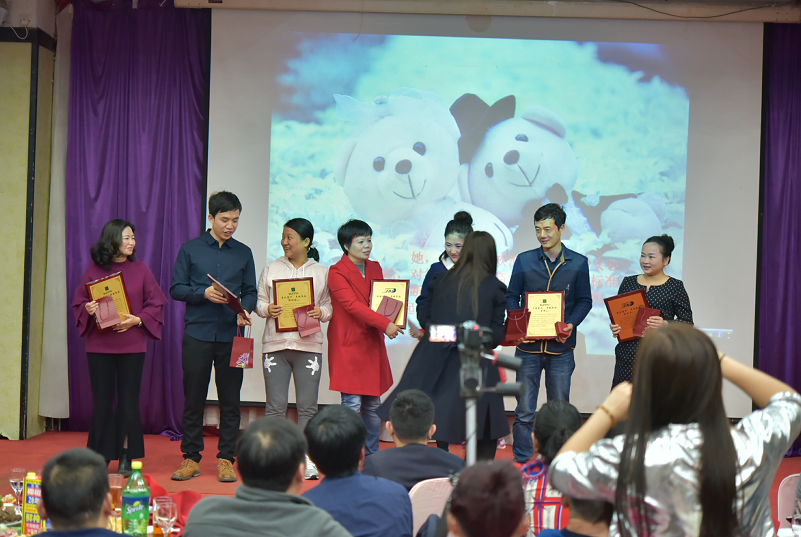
[207,10,763,418]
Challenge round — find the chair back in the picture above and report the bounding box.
[409,477,453,536]
[777,473,800,529]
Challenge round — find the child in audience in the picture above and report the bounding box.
[520,400,582,536]
[550,323,801,537]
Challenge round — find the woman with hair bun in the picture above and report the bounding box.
[416,211,474,311]
[255,218,332,479]
[609,234,692,387]
[521,400,582,536]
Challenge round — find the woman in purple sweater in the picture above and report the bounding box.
[72,219,167,474]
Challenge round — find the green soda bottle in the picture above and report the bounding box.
[121,461,150,536]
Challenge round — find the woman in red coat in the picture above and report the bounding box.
[328,219,404,454]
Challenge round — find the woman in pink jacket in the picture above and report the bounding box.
[255,218,332,478]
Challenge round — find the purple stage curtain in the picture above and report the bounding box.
[65,0,208,436]
[760,24,801,455]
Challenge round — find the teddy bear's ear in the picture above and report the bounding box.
[334,138,358,187]
[520,106,567,138]
[457,163,472,204]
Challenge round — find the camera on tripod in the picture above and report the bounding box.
[427,320,525,466]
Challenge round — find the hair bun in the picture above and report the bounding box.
[453,211,473,226]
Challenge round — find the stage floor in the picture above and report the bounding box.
[0,431,797,528]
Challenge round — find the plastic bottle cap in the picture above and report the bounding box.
[26,472,36,477]
[131,461,142,470]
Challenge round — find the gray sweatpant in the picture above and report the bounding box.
[262,349,321,431]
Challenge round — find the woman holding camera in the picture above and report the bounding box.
[379,231,509,460]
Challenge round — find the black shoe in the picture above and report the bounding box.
[118,451,131,477]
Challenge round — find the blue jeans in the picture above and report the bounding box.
[340,393,382,456]
[512,349,575,463]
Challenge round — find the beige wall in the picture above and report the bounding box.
[0,42,33,440]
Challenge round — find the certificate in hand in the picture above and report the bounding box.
[85,271,131,328]
[369,280,410,328]
[207,274,247,317]
[604,289,650,342]
[524,291,565,340]
[273,278,315,332]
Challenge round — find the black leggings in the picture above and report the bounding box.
[86,353,145,461]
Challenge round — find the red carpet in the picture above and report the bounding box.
[0,431,796,528]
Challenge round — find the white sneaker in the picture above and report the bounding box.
[305,455,319,480]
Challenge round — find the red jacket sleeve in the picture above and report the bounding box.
[328,265,391,332]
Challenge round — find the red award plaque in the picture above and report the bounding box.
[604,289,650,342]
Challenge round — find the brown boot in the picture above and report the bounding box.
[171,459,200,481]
[218,459,237,482]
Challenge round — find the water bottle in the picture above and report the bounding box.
[121,461,150,536]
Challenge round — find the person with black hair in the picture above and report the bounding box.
[550,324,801,537]
[72,219,167,474]
[38,448,117,535]
[170,191,258,483]
[302,406,413,537]
[536,497,613,537]
[379,231,509,461]
[520,400,582,536]
[447,461,528,537]
[362,389,464,491]
[506,203,592,464]
[608,234,692,387]
[327,219,403,455]
[254,218,331,479]
[182,417,351,537]
[415,211,474,313]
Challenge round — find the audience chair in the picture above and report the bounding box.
[409,477,454,536]
[777,473,800,529]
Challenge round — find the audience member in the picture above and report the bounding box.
[303,405,413,537]
[38,448,117,536]
[447,461,527,537]
[550,323,801,537]
[536,497,613,537]
[183,418,351,537]
[521,400,582,536]
[362,389,464,491]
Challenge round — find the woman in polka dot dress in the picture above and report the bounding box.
[609,234,693,388]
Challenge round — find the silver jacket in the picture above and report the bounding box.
[550,392,801,537]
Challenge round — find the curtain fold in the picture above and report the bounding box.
[65,0,208,435]
[760,23,801,454]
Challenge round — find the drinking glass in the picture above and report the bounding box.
[153,498,177,535]
[8,469,25,516]
[108,474,124,533]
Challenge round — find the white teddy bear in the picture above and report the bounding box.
[333,88,513,251]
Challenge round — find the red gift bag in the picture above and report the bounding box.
[230,326,254,368]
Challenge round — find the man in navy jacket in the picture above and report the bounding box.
[506,203,592,463]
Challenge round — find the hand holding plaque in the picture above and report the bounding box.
[207,274,247,316]
[523,291,565,340]
[369,280,410,328]
[85,272,131,329]
[632,306,661,338]
[273,278,315,332]
[293,305,322,337]
[604,290,650,342]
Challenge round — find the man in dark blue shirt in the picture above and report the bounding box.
[362,389,463,491]
[506,203,592,464]
[303,406,413,537]
[170,191,257,483]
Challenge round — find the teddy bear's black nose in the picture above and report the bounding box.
[395,160,412,174]
[504,150,520,165]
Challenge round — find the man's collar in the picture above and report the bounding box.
[203,230,231,248]
[540,244,570,261]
